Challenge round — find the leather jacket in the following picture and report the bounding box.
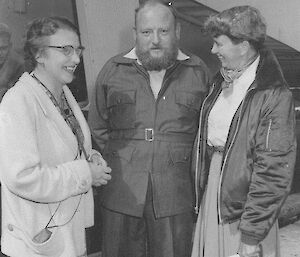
[193,47,296,244]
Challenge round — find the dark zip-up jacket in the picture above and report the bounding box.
[193,47,296,244]
[89,50,209,218]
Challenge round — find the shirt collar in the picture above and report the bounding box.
[124,47,189,65]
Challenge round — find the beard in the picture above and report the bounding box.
[136,41,179,71]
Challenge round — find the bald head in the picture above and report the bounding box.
[134,1,176,28]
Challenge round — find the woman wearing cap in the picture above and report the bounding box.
[191,6,296,257]
[0,17,111,256]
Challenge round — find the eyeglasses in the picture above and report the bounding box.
[45,45,85,57]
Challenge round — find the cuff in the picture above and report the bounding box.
[70,159,92,194]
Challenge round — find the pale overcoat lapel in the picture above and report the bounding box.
[19,73,79,157]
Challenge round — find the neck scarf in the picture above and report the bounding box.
[220,54,258,89]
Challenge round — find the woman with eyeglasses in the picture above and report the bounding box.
[0,16,111,257]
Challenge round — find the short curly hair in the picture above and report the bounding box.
[204,6,266,50]
[24,16,79,70]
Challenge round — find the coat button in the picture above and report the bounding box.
[7,224,13,231]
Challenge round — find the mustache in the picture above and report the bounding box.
[150,44,162,50]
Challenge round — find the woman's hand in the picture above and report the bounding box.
[88,153,111,186]
[88,151,107,166]
[238,242,262,257]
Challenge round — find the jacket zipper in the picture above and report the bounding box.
[217,87,255,224]
[266,119,272,150]
[194,83,216,214]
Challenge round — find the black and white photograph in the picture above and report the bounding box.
[0,0,300,256]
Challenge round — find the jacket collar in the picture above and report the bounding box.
[18,72,91,154]
[123,47,189,64]
[255,47,287,89]
[214,47,287,90]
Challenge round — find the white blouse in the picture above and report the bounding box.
[207,56,260,147]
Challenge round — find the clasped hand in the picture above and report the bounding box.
[88,153,112,187]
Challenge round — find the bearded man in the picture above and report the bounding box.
[89,1,209,256]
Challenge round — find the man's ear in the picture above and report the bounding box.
[175,22,181,41]
[132,27,137,44]
[240,40,251,55]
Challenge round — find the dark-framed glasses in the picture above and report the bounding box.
[45,45,85,57]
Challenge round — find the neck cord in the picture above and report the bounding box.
[31,74,65,114]
[46,194,83,229]
[31,73,85,229]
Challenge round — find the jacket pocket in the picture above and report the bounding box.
[167,145,193,199]
[7,224,65,256]
[107,89,136,129]
[170,146,191,164]
[174,91,203,126]
[265,118,272,150]
[175,91,202,112]
[169,145,192,175]
[261,117,294,151]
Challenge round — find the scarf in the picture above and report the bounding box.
[220,54,258,89]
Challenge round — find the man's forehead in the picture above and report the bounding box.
[136,3,174,27]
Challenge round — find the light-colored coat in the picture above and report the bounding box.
[0,72,94,257]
